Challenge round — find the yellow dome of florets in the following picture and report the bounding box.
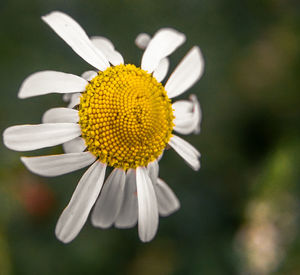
[79,64,174,170]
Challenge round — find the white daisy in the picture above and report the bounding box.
[3,11,204,243]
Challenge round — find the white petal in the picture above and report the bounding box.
[81,70,97,81]
[135,33,151,49]
[136,167,159,242]
[55,161,106,243]
[147,160,159,185]
[155,178,180,217]
[173,95,202,135]
[91,168,126,228]
[153,58,169,82]
[3,123,81,151]
[63,137,86,153]
[91,36,114,48]
[18,71,87,99]
[172,100,193,117]
[141,28,186,73]
[174,122,199,137]
[67,93,81,108]
[174,118,195,135]
[42,11,109,71]
[174,113,194,124]
[91,36,124,66]
[115,169,138,228]
[42,108,79,123]
[165,46,204,98]
[168,135,201,171]
[21,152,95,177]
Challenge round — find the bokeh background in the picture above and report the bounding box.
[1,0,300,274]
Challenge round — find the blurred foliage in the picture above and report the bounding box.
[0,0,300,274]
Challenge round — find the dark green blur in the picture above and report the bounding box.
[0,0,300,274]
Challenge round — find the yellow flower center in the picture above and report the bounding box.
[79,64,174,170]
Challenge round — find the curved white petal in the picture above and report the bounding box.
[153,58,169,82]
[115,169,138,228]
[174,117,195,135]
[91,168,126,228]
[67,93,81,108]
[55,161,106,243]
[168,135,201,171]
[42,11,109,71]
[172,135,201,158]
[3,123,81,151]
[91,36,124,66]
[136,167,159,242]
[18,71,87,99]
[173,95,202,135]
[147,160,159,185]
[165,46,204,98]
[172,100,193,116]
[42,108,79,123]
[135,33,151,49]
[21,152,95,177]
[155,178,180,217]
[141,28,186,73]
[63,137,86,153]
[81,70,97,81]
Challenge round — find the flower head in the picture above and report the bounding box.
[3,11,204,243]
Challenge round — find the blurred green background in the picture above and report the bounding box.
[1,0,300,274]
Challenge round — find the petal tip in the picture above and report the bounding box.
[193,162,201,171]
[17,90,26,99]
[55,226,73,244]
[20,156,27,163]
[41,12,55,23]
[3,126,17,150]
[42,10,63,20]
[138,228,158,243]
[18,80,31,99]
[90,218,111,229]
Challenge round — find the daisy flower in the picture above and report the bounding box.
[3,11,204,243]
